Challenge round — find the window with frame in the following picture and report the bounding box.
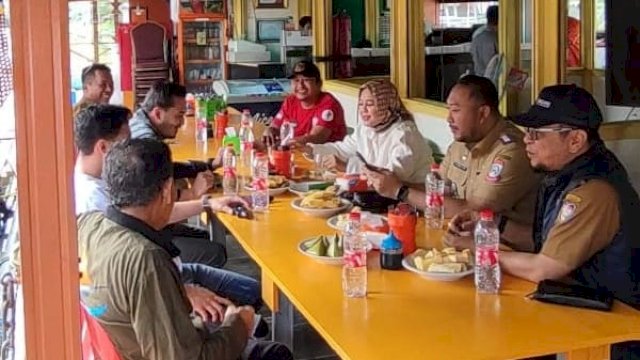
[327,0,391,80]
[68,0,128,103]
[420,1,498,103]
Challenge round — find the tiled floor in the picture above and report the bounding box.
[224,235,340,360]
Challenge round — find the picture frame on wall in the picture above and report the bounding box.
[255,0,287,9]
[129,6,148,24]
[256,19,285,42]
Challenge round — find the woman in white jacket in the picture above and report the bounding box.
[307,79,433,186]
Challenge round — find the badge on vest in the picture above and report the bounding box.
[453,161,467,171]
[486,159,505,183]
[499,134,513,145]
[557,200,578,224]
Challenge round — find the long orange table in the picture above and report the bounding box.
[171,116,640,360]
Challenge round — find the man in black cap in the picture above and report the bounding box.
[450,84,640,358]
[263,61,346,147]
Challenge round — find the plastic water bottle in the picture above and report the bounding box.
[342,212,367,298]
[222,144,238,196]
[239,109,255,168]
[195,113,208,143]
[425,163,444,229]
[238,109,255,189]
[251,152,270,212]
[474,209,501,294]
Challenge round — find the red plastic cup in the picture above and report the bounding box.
[387,204,417,255]
[270,148,292,177]
[215,111,228,140]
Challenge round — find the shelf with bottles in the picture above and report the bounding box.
[178,0,225,16]
[185,64,223,84]
[184,45,222,62]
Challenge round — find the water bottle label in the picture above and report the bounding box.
[223,167,236,177]
[196,119,207,130]
[426,192,444,207]
[344,249,366,268]
[241,141,253,152]
[476,248,498,266]
[252,178,268,190]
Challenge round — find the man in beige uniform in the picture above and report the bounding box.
[78,139,292,360]
[365,75,539,251]
[73,63,114,117]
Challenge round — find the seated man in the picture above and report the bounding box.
[365,75,540,251]
[74,105,259,312]
[79,138,292,359]
[73,63,114,117]
[448,84,640,359]
[128,82,228,266]
[130,80,221,183]
[262,61,347,147]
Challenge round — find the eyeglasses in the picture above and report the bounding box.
[525,127,575,141]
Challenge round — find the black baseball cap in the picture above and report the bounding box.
[512,84,603,130]
[288,61,321,81]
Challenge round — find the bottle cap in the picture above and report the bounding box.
[430,163,440,171]
[480,209,494,221]
[380,232,403,251]
[348,211,361,221]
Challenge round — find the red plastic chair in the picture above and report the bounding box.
[80,304,122,360]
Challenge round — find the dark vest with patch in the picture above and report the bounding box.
[533,141,640,308]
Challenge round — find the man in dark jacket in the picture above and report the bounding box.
[450,84,640,359]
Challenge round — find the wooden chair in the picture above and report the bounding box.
[130,21,171,107]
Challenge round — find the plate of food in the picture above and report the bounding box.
[291,186,350,217]
[245,175,289,196]
[326,211,389,233]
[402,247,474,281]
[298,234,372,265]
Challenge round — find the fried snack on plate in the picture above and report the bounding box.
[411,247,472,273]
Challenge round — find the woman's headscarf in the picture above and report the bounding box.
[358,79,414,132]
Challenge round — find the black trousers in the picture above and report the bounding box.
[243,340,293,360]
[165,222,227,268]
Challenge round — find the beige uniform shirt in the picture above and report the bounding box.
[78,212,247,360]
[440,120,540,226]
[541,179,620,268]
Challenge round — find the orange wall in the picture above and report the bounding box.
[138,0,173,35]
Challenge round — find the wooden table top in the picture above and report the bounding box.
[171,115,640,360]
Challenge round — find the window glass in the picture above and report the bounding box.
[69,0,126,104]
[566,0,582,68]
[594,0,605,69]
[329,0,390,79]
[421,1,498,103]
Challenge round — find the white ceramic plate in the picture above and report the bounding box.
[291,198,351,218]
[244,185,289,196]
[298,237,372,266]
[402,253,474,282]
[363,231,387,250]
[288,187,307,197]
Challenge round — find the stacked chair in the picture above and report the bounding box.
[130,21,171,106]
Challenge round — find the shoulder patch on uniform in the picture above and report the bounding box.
[499,134,513,145]
[486,158,505,183]
[321,109,334,122]
[557,200,578,224]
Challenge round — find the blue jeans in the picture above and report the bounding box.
[181,262,262,309]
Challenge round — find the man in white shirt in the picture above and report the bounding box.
[471,5,498,77]
[74,105,264,318]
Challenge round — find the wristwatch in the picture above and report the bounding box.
[396,185,410,202]
[201,195,212,210]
